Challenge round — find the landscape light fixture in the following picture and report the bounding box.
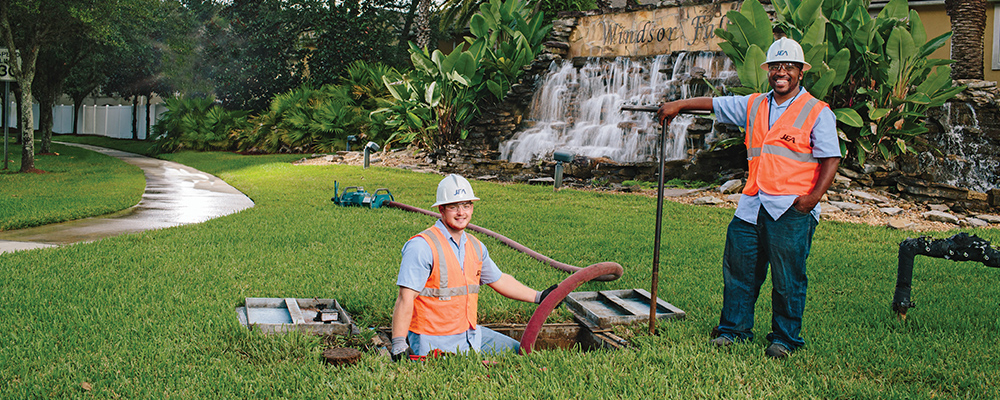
[346,135,358,151]
[553,151,573,190]
[363,141,380,169]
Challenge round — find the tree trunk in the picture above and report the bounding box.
[400,0,419,48]
[946,0,986,80]
[70,86,95,135]
[18,81,34,171]
[414,0,431,49]
[144,96,151,140]
[37,93,52,154]
[12,85,20,145]
[131,94,138,140]
[72,96,83,135]
[1,3,39,172]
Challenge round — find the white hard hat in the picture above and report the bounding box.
[760,37,811,71]
[432,174,480,207]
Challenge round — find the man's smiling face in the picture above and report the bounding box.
[768,62,803,98]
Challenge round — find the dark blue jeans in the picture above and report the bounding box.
[717,206,817,350]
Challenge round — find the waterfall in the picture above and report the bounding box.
[499,52,736,164]
[931,103,999,192]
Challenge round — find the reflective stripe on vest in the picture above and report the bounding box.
[409,227,483,336]
[743,91,828,196]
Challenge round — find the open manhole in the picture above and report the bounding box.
[235,297,360,335]
[484,323,630,351]
[236,289,684,355]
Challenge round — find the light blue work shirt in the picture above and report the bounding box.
[712,87,841,224]
[396,219,504,355]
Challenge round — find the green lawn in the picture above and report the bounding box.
[53,134,159,156]
[0,139,145,231]
[1,143,998,398]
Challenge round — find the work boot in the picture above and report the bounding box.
[709,336,733,347]
[765,342,790,359]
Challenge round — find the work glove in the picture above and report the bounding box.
[535,284,563,307]
[390,336,412,362]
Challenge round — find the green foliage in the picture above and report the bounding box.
[206,0,312,111]
[227,61,403,153]
[204,0,409,111]
[240,85,358,153]
[307,0,410,85]
[466,0,552,102]
[716,0,966,164]
[151,96,250,153]
[378,0,551,149]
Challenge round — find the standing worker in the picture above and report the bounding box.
[656,37,840,359]
[390,174,558,360]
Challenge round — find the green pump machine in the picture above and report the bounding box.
[331,181,395,209]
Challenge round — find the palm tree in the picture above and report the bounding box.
[414,0,432,49]
[945,0,986,79]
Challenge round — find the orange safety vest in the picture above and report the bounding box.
[743,91,828,196]
[409,227,484,336]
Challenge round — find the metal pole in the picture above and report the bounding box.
[3,81,8,170]
[554,161,564,190]
[649,117,667,335]
[619,106,710,335]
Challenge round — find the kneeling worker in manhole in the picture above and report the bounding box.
[390,174,559,361]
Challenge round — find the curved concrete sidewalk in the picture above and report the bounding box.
[0,142,254,254]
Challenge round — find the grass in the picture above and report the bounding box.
[53,134,159,156]
[1,140,999,398]
[0,138,145,231]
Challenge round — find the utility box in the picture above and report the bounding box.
[235,297,359,335]
[565,289,685,331]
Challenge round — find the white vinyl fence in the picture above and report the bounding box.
[4,103,167,140]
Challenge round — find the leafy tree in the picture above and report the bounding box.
[0,0,159,171]
[32,47,74,153]
[1,0,57,172]
[307,0,409,86]
[63,52,107,135]
[205,0,315,112]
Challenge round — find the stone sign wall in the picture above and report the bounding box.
[567,2,738,58]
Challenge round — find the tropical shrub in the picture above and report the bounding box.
[377,0,551,149]
[233,85,359,153]
[715,0,966,164]
[340,60,405,143]
[151,97,250,153]
[378,44,482,148]
[465,0,552,102]
[229,60,402,153]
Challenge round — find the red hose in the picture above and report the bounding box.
[385,201,623,281]
[519,262,625,355]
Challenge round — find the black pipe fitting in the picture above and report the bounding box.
[893,233,1000,318]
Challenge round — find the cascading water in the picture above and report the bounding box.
[499,52,737,164]
[928,103,999,192]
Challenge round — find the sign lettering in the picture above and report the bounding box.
[568,2,738,59]
[0,48,19,82]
